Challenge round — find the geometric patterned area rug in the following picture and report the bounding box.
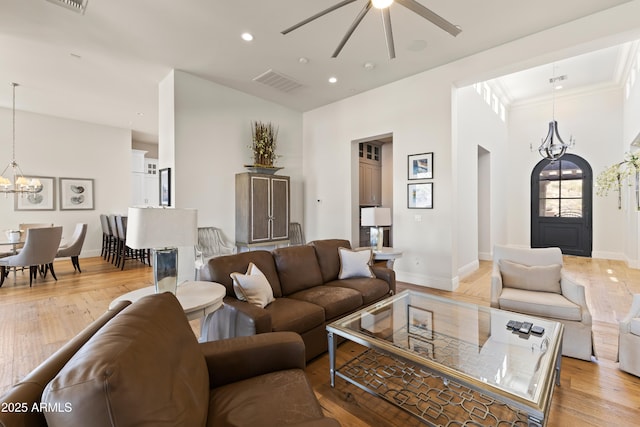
[338,348,530,427]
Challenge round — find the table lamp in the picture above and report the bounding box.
[361,207,391,251]
[126,207,197,294]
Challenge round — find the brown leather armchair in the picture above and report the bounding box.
[1,293,340,427]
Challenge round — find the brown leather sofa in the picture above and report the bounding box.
[200,239,396,360]
[0,293,340,427]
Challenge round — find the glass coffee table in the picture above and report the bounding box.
[327,290,563,427]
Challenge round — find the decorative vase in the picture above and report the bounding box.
[244,165,284,175]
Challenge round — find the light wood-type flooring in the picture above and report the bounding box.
[1,255,639,426]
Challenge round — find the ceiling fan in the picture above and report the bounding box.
[281,0,461,59]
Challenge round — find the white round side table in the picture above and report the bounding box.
[110,280,226,340]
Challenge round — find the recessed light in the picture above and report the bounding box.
[241,32,254,42]
[328,77,337,84]
[299,57,309,64]
[363,62,375,70]
[555,85,563,90]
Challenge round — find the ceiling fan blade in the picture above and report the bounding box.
[395,0,461,37]
[281,0,360,35]
[381,8,396,59]
[332,1,372,58]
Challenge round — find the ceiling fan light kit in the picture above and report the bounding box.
[372,0,393,9]
[281,0,460,59]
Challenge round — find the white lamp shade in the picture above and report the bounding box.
[361,207,391,227]
[126,207,197,249]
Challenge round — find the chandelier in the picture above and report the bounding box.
[537,69,574,161]
[0,83,41,195]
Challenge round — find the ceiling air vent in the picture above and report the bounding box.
[253,69,303,93]
[45,0,88,14]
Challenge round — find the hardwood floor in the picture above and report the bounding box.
[1,255,639,426]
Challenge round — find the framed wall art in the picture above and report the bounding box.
[159,167,171,207]
[14,175,56,211]
[408,305,434,340]
[408,152,433,180]
[59,178,94,210]
[408,182,433,209]
[408,336,435,359]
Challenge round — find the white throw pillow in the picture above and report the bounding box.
[230,263,274,308]
[231,262,259,302]
[338,247,374,279]
[499,259,562,294]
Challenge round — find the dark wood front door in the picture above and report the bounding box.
[531,154,593,257]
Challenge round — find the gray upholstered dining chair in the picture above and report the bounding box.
[56,223,88,273]
[0,226,63,287]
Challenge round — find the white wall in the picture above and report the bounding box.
[159,70,303,247]
[304,69,457,290]
[507,88,625,258]
[622,45,640,266]
[302,1,640,289]
[456,85,509,274]
[0,108,131,257]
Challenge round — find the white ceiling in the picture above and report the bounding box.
[495,43,634,105]
[0,0,637,143]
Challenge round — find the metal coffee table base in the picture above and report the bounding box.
[328,332,558,427]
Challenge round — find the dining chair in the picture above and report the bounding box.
[116,215,144,269]
[99,214,112,260]
[56,223,88,273]
[0,226,63,287]
[108,215,121,267]
[14,223,54,274]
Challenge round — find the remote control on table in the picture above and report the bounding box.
[511,321,523,331]
[531,325,545,335]
[518,322,533,334]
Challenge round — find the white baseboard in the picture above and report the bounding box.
[478,251,492,261]
[626,258,640,269]
[458,260,479,280]
[79,249,102,258]
[591,251,626,261]
[396,271,459,291]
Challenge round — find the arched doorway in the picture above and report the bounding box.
[531,154,592,257]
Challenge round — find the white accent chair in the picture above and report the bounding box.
[194,227,236,279]
[618,294,640,377]
[491,245,595,361]
[289,222,305,246]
